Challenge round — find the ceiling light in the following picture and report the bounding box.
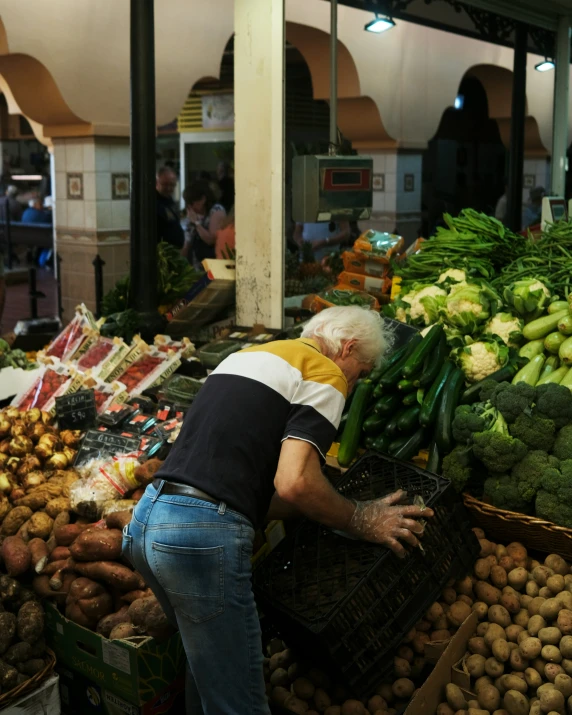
[10,175,42,181]
[454,95,464,110]
[364,15,395,33]
[535,59,555,72]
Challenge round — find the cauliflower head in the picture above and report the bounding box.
[484,312,524,347]
[455,340,509,384]
[437,269,466,285]
[503,278,551,320]
[441,282,500,334]
[401,285,446,326]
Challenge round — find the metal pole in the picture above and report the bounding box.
[56,253,63,319]
[92,255,105,319]
[506,23,528,232]
[551,16,571,197]
[28,266,38,320]
[329,0,338,154]
[5,204,12,271]
[129,0,159,322]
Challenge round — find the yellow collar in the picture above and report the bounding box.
[297,338,322,354]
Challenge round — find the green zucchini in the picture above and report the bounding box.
[393,428,428,461]
[337,380,374,467]
[519,340,545,360]
[460,361,526,404]
[538,355,560,381]
[364,436,377,450]
[397,406,420,433]
[545,332,567,355]
[402,324,444,379]
[362,413,386,435]
[415,335,448,388]
[373,381,385,399]
[549,300,570,314]
[384,408,409,437]
[435,366,464,453]
[523,310,569,341]
[397,378,417,393]
[388,436,410,455]
[426,440,441,474]
[559,314,572,336]
[512,354,545,386]
[374,394,402,416]
[402,392,418,406]
[536,366,568,386]
[560,366,572,390]
[378,334,423,388]
[371,433,391,454]
[419,361,454,427]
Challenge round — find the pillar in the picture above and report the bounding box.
[551,15,571,197]
[234,0,285,329]
[506,23,528,232]
[53,137,131,321]
[364,150,422,245]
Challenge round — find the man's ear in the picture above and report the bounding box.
[340,338,359,359]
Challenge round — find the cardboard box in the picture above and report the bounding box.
[1,672,60,715]
[45,603,185,707]
[58,666,184,715]
[405,612,478,715]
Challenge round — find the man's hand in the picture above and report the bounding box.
[348,490,434,558]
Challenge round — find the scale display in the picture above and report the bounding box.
[292,155,373,223]
[542,196,567,230]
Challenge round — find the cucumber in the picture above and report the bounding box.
[512,354,545,385]
[362,413,386,435]
[388,436,410,455]
[545,332,567,355]
[560,367,572,390]
[397,406,421,433]
[374,394,402,416]
[371,433,391,454]
[536,366,568,386]
[415,334,448,388]
[378,334,423,388]
[460,361,526,404]
[397,379,417,393]
[523,310,570,341]
[393,428,428,461]
[519,340,545,359]
[435,366,464,453]
[402,324,444,378]
[426,440,441,474]
[402,392,418,406]
[419,361,454,427]
[559,314,572,336]
[337,380,374,467]
[549,301,570,314]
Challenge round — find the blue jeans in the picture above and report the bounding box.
[122,481,270,715]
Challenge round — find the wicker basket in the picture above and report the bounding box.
[0,648,56,709]
[463,493,572,560]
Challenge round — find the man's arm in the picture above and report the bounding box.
[265,493,302,522]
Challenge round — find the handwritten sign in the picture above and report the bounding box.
[55,390,97,431]
[74,429,141,466]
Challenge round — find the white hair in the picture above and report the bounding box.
[301,306,392,366]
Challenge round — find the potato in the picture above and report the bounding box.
[506,543,527,567]
[1,506,32,536]
[272,687,291,706]
[397,645,413,663]
[478,685,500,712]
[458,595,473,607]
[269,650,293,672]
[435,615,449,631]
[519,637,542,659]
[479,539,495,557]
[16,601,43,644]
[467,709,488,715]
[529,615,547,636]
[392,679,415,699]
[0,612,16,654]
[517,630,530,645]
[519,595,533,609]
[314,689,331,712]
[96,606,130,638]
[489,566,507,590]
[499,675,527,695]
[533,567,553,587]
[489,606,511,628]
[556,592,572,611]
[540,599,564,621]
[561,636,572,659]
[499,556,515,572]
[556,609,572,637]
[415,620,432,633]
[375,685,393,703]
[472,602,489,620]
[508,568,528,591]
[467,655,487,679]
[366,695,386,714]
[505,625,524,643]
[554,673,572,698]
[442,588,457,605]
[446,684,467,711]
[545,554,569,576]
[485,657,504,677]
[529,598,547,617]
[524,667,543,690]
[547,575,566,595]
[324,709,342,715]
[492,639,510,662]
[487,555,499,567]
[539,627,562,646]
[539,587,552,599]
[475,676,493,692]
[475,559,492,581]
[509,649,528,672]
[284,695,309,714]
[545,663,564,682]
[436,705,454,715]
[562,659,572,676]
[475,582,502,606]
[503,690,528,715]
[527,581,540,598]
[431,630,452,641]
[109,623,136,639]
[26,511,53,540]
[469,638,490,657]
[543,645,563,663]
[412,633,430,655]
[473,528,486,539]
[499,593,520,615]
[477,622,490,637]
[485,624,507,648]
[293,678,315,700]
[270,668,290,688]
[512,610,531,629]
[538,686,564,713]
[426,602,444,623]
[532,657,548,675]
[448,602,472,628]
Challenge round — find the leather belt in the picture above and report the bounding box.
[152,479,220,506]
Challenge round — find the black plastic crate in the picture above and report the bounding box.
[253,452,479,698]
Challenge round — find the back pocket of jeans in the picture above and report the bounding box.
[151,542,224,623]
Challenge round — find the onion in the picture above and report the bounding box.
[9,436,33,458]
[24,408,42,424]
[6,457,20,474]
[47,452,69,469]
[0,472,11,492]
[10,421,27,438]
[22,470,45,490]
[16,456,42,479]
[62,446,77,464]
[40,411,53,426]
[0,454,7,468]
[28,422,46,443]
[4,407,21,421]
[38,433,60,450]
[0,439,10,455]
[0,418,11,437]
[60,430,81,448]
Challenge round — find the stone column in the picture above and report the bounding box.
[53,137,131,321]
[364,150,423,246]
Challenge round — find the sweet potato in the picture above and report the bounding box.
[145,600,173,640]
[1,506,32,536]
[48,546,71,562]
[121,589,150,603]
[28,538,49,574]
[17,601,44,644]
[134,458,162,486]
[69,529,122,562]
[109,623,136,639]
[66,578,113,628]
[131,488,144,502]
[0,612,16,653]
[128,595,158,627]
[96,606,130,637]
[16,520,30,543]
[52,510,70,532]
[1,536,31,577]
[42,559,67,576]
[74,561,144,591]
[54,523,89,546]
[33,575,60,599]
[49,558,76,590]
[104,511,132,531]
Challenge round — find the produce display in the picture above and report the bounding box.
[0,339,36,371]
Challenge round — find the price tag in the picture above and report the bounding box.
[55,389,97,431]
[74,429,141,466]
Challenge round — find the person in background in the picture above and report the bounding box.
[22,197,52,224]
[293,220,351,261]
[216,161,235,212]
[522,186,545,229]
[494,181,508,224]
[182,180,226,269]
[156,167,184,249]
[122,306,432,714]
[0,185,23,223]
[215,207,235,259]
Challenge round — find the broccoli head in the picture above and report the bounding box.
[479,379,502,404]
[552,424,572,461]
[511,450,560,503]
[442,445,474,493]
[452,401,508,445]
[485,381,535,424]
[536,491,572,528]
[509,412,556,451]
[473,431,528,474]
[534,383,572,429]
[483,474,531,513]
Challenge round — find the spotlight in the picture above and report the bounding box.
[454,95,464,110]
[535,59,555,72]
[364,15,395,33]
